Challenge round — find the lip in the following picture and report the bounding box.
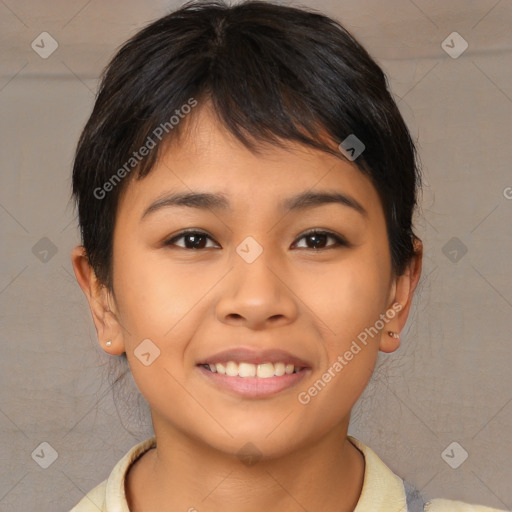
[197,365,311,398]
[196,347,311,399]
[197,347,311,368]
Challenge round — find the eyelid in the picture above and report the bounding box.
[164,228,219,248]
[292,228,349,249]
[163,228,348,249]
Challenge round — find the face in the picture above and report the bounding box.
[75,105,418,459]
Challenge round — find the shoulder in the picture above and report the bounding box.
[426,499,509,512]
[348,435,508,512]
[69,480,107,511]
[68,436,157,512]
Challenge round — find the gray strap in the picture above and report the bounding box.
[403,479,426,512]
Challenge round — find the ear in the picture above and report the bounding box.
[379,237,423,353]
[71,245,125,355]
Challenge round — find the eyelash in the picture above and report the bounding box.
[163,228,349,251]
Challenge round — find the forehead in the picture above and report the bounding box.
[117,105,383,223]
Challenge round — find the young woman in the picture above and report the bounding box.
[69,1,506,510]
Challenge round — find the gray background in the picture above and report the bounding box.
[0,1,511,511]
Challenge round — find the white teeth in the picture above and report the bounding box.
[274,362,285,376]
[204,361,302,378]
[257,363,275,378]
[239,362,256,377]
[226,361,239,377]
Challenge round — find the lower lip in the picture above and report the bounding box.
[197,365,310,398]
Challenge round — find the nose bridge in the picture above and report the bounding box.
[215,235,298,328]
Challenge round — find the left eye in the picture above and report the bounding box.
[163,229,347,250]
[164,230,219,250]
[292,230,347,250]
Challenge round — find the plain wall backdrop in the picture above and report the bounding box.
[0,1,511,511]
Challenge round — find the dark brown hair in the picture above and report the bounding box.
[72,0,422,290]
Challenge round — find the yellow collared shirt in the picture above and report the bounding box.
[70,436,507,512]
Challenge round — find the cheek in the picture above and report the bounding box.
[313,252,390,342]
[296,262,386,433]
[112,242,210,343]
[305,248,389,405]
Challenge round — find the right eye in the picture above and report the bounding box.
[163,229,220,250]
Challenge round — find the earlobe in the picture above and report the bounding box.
[70,245,125,355]
[379,238,423,353]
[379,329,401,353]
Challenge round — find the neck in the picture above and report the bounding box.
[126,420,365,512]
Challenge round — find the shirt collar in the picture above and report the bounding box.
[104,435,406,512]
[348,436,407,511]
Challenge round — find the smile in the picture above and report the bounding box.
[201,361,303,378]
[197,363,310,398]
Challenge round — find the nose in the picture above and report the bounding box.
[215,248,299,330]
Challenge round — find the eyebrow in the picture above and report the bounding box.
[140,189,368,221]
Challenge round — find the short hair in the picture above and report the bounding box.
[72,0,422,290]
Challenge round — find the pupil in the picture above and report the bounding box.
[188,234,206,249]
[309,233,326,249]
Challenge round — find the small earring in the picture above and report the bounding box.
[105,340,112,347]
[387,331,400,339]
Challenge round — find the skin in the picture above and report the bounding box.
[72,104,422,512]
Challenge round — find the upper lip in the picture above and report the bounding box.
[197,347,311,368]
